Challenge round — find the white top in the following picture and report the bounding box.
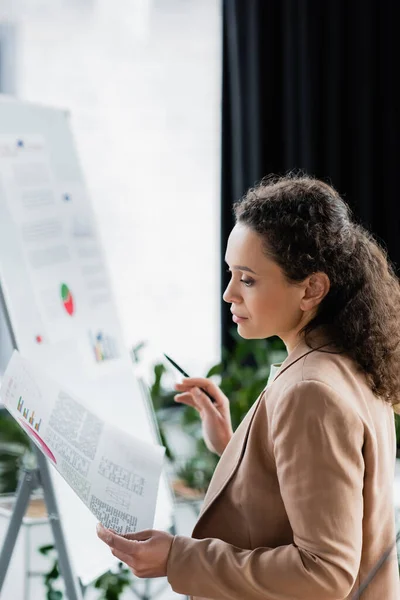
[267,363,282,387]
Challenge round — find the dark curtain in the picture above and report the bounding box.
[221,0,400,350]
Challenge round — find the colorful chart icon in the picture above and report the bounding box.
[60,283,74,316]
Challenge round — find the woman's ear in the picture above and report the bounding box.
[300,272,330,312]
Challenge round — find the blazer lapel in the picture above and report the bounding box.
[194,328,336,529]
[195,390,264,521]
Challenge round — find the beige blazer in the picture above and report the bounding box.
[167,329,400,599]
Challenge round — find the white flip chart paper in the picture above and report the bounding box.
[0,350,165,534]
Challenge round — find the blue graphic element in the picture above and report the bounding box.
[17,140,24,148]
[63,194,71,202]
[90,330,118,362]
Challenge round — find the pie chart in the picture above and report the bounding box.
[60,283,74,316]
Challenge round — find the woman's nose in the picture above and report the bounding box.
[223,280,240,304]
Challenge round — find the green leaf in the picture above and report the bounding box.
[38,544,55,556]
[157,423,175,461]
[143,334,286,496]
[44,562,59,583]
[131,340,146,363]
[181,406,201,426]
[0,413,31,446]
[0,412,34,493]
[205,363,223,377]
[92,564,132,599]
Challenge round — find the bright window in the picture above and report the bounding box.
[9,0,222,378]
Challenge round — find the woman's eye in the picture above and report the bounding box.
[226,268,254,287]
[240,278,254,287]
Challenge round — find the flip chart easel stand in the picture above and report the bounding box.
[0,440,84,599]
[0,285,181,600]
[0,281,84,599]
[0,99,177,597]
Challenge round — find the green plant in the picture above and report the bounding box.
[395,414,400,458]
[0,409,32,493]
[148,362,178,461]
[38,544,63,600]
[39,543,133,599]
[130,342,176,461]
[201,330,286,432]
[176,444,219,494]
[151,330,286,493]
[149,362,177,412]
[93,562,132,599]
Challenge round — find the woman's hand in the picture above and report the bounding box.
[96,524,174,578]
[174,377,233,455]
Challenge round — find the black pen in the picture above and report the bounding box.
[163,353,216,404]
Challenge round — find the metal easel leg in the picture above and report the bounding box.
[0,464,37,593]
[0,448,84,600]
[36,449,84,600]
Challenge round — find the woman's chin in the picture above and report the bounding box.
[236,324,254,339]
[237,323,271,340]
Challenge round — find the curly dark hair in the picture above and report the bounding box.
[234,173,400,407]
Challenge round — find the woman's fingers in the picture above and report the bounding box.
[189,387,219,416]
[174,392,197,408]
[175,388,219,417]
[122,529,153,542]
[175,378,227,408]
[175,378,221,399]
[175,377,215,393]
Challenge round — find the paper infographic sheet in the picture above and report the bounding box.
[0,133,122,363]
[0,351,165,534]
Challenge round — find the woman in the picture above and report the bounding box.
[97,174,400,599]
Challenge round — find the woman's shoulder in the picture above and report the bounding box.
[265,346,370,415]
[263,347,391,442]
[302,346,363,388]
[268,341,359,390]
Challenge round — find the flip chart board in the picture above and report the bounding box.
[0,96,174,585]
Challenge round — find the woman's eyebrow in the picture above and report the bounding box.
[228,264,258,275]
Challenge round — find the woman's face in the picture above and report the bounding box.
[223,223,318,349]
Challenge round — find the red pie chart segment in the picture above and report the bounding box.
[61,283,74,316]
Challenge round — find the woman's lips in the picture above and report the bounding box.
[232,314,248,323]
